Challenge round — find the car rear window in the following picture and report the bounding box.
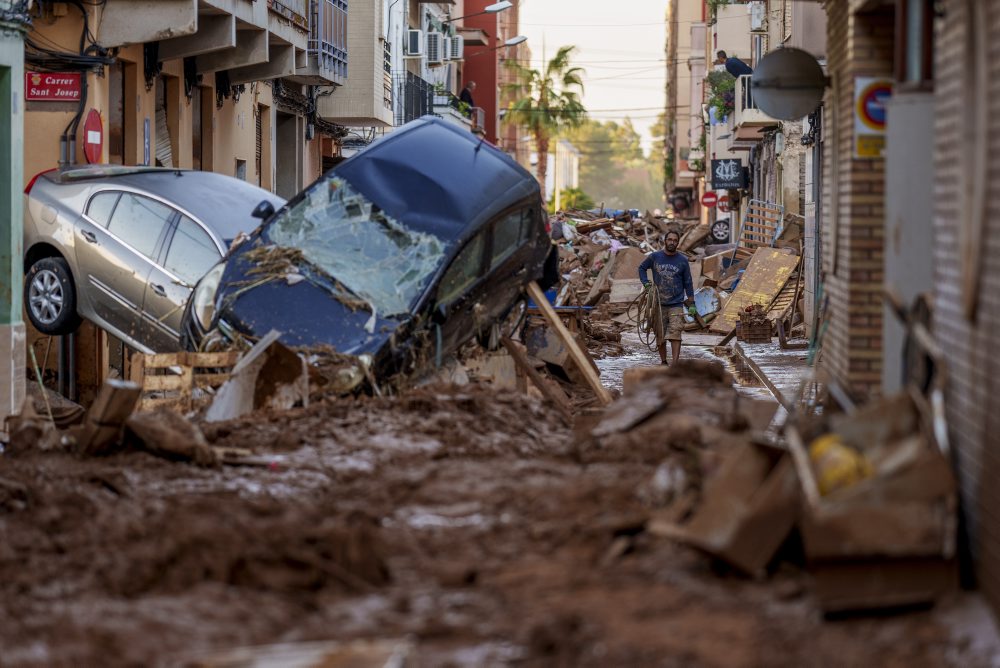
[491,208,535,268]
[108,193,174,259]
[87,192,120,227]
[165,216,220,285]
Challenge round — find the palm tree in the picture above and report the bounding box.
[502,45,587,201]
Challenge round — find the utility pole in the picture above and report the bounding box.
[0,1,29,422]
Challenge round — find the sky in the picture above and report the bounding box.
[517,0,668,155]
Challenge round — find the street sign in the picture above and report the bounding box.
[718,196,731,213]
[24,72,81,102]
[701,191,718,208]
[854,77,892,158]
[83,109,103,164]
[711,159,745,190]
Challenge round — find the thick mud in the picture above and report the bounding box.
[0,380,997,666]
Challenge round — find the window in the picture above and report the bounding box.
[164,216,219,285]
[438,233,486,304]
[107,193,174,259]
[491,209,524,267]
[86,192,120,227]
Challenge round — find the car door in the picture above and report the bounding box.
[142,215,222,351]
[434,229,489,355]
[74,190,174,345]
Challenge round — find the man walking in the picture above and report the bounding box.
[638,230,695,365]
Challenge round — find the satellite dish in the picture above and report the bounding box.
[751,48,827,121]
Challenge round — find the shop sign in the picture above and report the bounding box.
[854,77,892,158]
[25,72,81,101]
[711,159,745,190]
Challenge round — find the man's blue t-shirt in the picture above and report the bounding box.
[638,251,694,307]
[725,57,753,77]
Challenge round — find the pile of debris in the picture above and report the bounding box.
[550,208,809,351]
[580,355,960,617]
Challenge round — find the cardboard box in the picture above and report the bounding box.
[649,442,799,576]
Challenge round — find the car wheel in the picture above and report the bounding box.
[25,257,81,336]
[711,219,731,243]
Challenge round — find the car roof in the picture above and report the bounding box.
[330,117,540,242]
[46,166,285,241]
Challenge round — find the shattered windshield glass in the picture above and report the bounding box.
[265,175,449,316]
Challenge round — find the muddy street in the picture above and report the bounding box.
[1,333,995,666]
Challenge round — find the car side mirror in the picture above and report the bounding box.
[251,200,275,220]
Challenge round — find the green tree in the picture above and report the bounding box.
[503,45,587,201]
[549,186,595,212]
[560,118,665,212]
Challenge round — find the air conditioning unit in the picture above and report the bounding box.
[405,29,424,58]
[749,1,766,32]
[442,37,452,61]
[449,34,465,61]
[426,31,444,65]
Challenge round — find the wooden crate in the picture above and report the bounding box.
[129,351,242,411]
[737,321,772,343]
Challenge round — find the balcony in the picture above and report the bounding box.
[317,1,394,127]
[289,0,348,85]
[432,94,473,131]
[731,74,779,143]
[392,72,433,126]
[99,1,315,84]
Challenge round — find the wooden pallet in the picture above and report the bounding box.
[129,351,242,411]
[736,200,784,250]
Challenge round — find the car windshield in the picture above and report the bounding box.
[265,175,449,316]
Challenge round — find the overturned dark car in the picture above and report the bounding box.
[181,117,557,381]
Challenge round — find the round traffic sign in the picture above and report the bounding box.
[857,81,891,131]
[701,191,718,208]
[718,195,730,213]
[83,108,103,164]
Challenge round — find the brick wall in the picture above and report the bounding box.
[933,0,1000,611]
[820,3,893,397]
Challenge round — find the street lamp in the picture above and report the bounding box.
[463,35,528,59]
[443,1,513,23]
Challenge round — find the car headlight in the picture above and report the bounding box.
[192,262,226,331]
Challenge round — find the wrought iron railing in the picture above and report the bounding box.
[393,71,434,126]
[309,0,348,81]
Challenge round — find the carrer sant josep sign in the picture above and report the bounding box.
[25,72,82,102]
[711,159,746,190]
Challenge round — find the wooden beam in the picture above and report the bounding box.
[526,282,613,405]
[501,337,574,422]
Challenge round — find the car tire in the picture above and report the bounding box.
[711,219,731,243]
[25,257,81,336]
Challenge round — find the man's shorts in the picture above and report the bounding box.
[660,305,685,342]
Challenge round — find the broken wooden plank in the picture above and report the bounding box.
[75,379,142,456]
[501,336,574,422]
[527,282,613,405]
[710,248,800,333]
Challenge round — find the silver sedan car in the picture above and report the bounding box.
[23,166,284,353]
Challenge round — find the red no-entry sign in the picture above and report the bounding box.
[718,195,730,213]
[701,191,718,208]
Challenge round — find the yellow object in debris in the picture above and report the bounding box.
[808,434,873,496]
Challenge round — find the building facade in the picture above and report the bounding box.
[0,0,28,422]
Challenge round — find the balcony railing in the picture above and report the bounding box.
[308,0,348,83]
[393,72,434,126]
[733,74,779,131]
